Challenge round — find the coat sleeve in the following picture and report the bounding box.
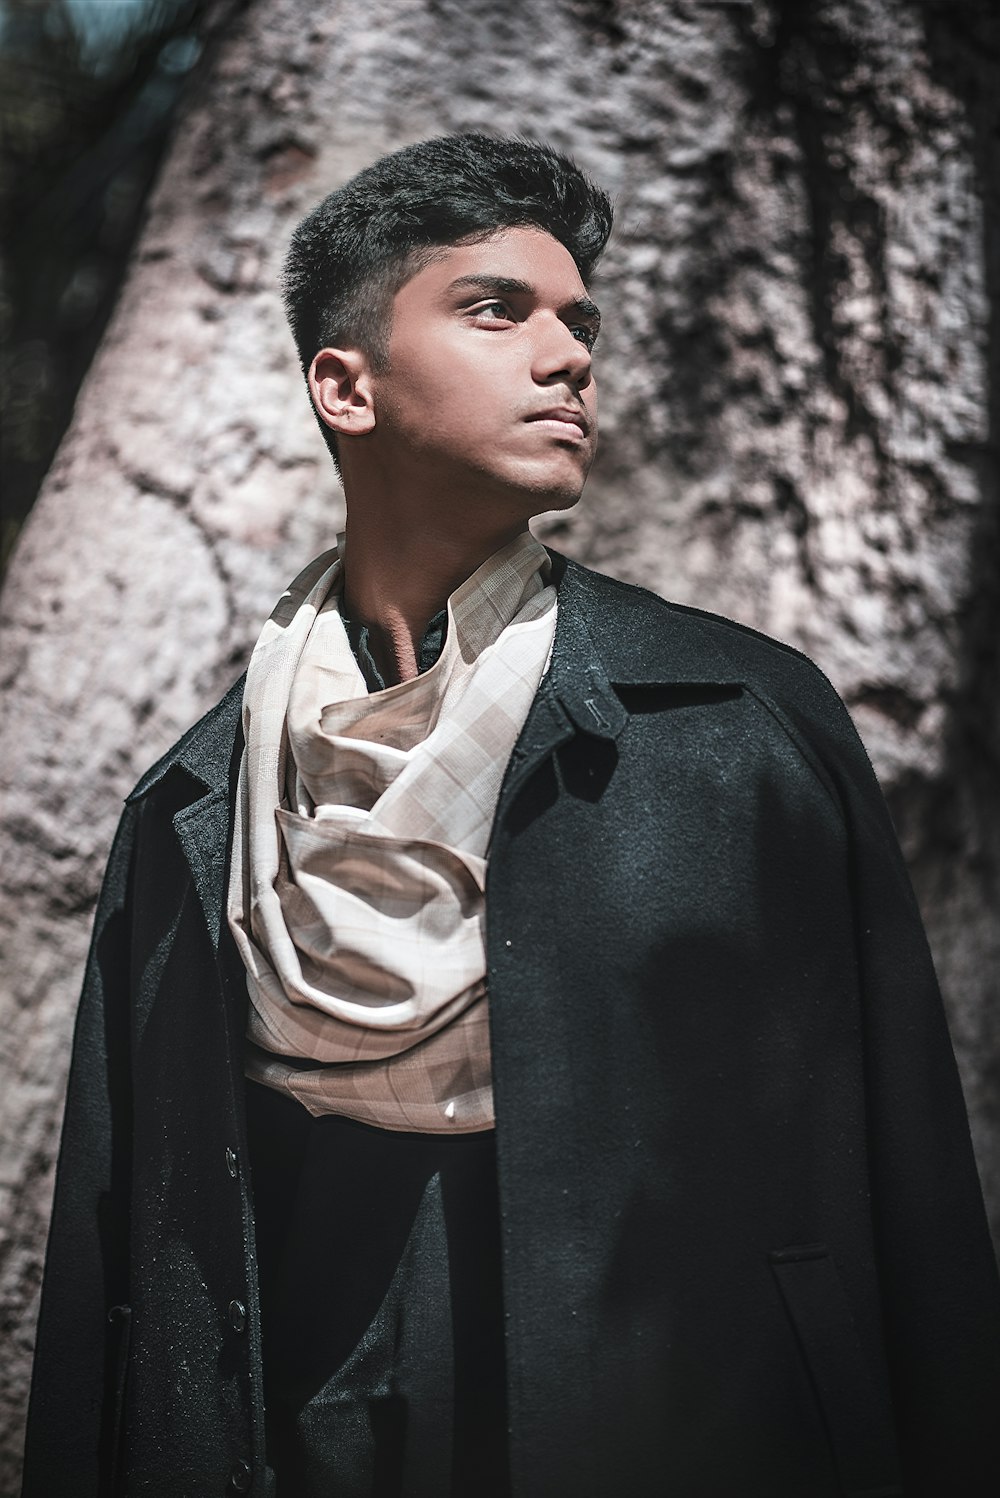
[780,660,1000,1492]
[22,801,139,1497]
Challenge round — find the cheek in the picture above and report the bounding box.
[389,341,483,412]
[379,317,549,463]
[379,378,495,459]
[585,378,598,417]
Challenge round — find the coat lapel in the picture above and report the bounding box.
[126,674,245,955]
[172,788,233,951]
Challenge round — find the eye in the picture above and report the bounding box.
[472,299,514,324]
[570,324,598,351]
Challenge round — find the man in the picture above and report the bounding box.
[23,133,1000,1497]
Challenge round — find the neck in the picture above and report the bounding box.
[341,505,530,686]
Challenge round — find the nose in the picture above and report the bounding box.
[532,315,593,391]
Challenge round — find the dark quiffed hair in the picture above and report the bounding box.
[281,132,614,381]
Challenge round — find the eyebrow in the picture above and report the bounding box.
[444,274,602,331]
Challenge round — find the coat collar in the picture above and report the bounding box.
[126,550,744,804]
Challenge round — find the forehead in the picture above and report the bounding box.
[396,226,588,308]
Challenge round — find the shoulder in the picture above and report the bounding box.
[556,553,880,804]
[558,553,848,709]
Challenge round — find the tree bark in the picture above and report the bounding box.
[2,0,997,1481]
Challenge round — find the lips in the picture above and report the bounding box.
[525,406,590,438]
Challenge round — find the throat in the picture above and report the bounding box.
[338,519,529,689]
[340,600,449,690]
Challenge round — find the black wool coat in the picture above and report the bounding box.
[23,553,1000,1498]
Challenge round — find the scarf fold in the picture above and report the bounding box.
[226,531,557,1132]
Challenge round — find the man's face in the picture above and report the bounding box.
[369,226,600,513]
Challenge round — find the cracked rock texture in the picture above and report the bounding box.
[1,0,998,1481]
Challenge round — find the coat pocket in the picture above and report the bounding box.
[769,1245,901,1498]
[106,1302,132,1495]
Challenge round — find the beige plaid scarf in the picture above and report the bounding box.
[226,531,557,1132]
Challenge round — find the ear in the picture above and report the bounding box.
[307,347,377,438]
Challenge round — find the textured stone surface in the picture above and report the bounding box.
[2,0,998,1481]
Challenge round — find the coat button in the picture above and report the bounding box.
[229,1458,252,1492]
[228,1298,247,1333]
[225,1147,238,1179]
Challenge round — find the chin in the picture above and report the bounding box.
[461,450,591,518]
[505,456,591,507]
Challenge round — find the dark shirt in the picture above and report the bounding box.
[253,590,502,1494]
